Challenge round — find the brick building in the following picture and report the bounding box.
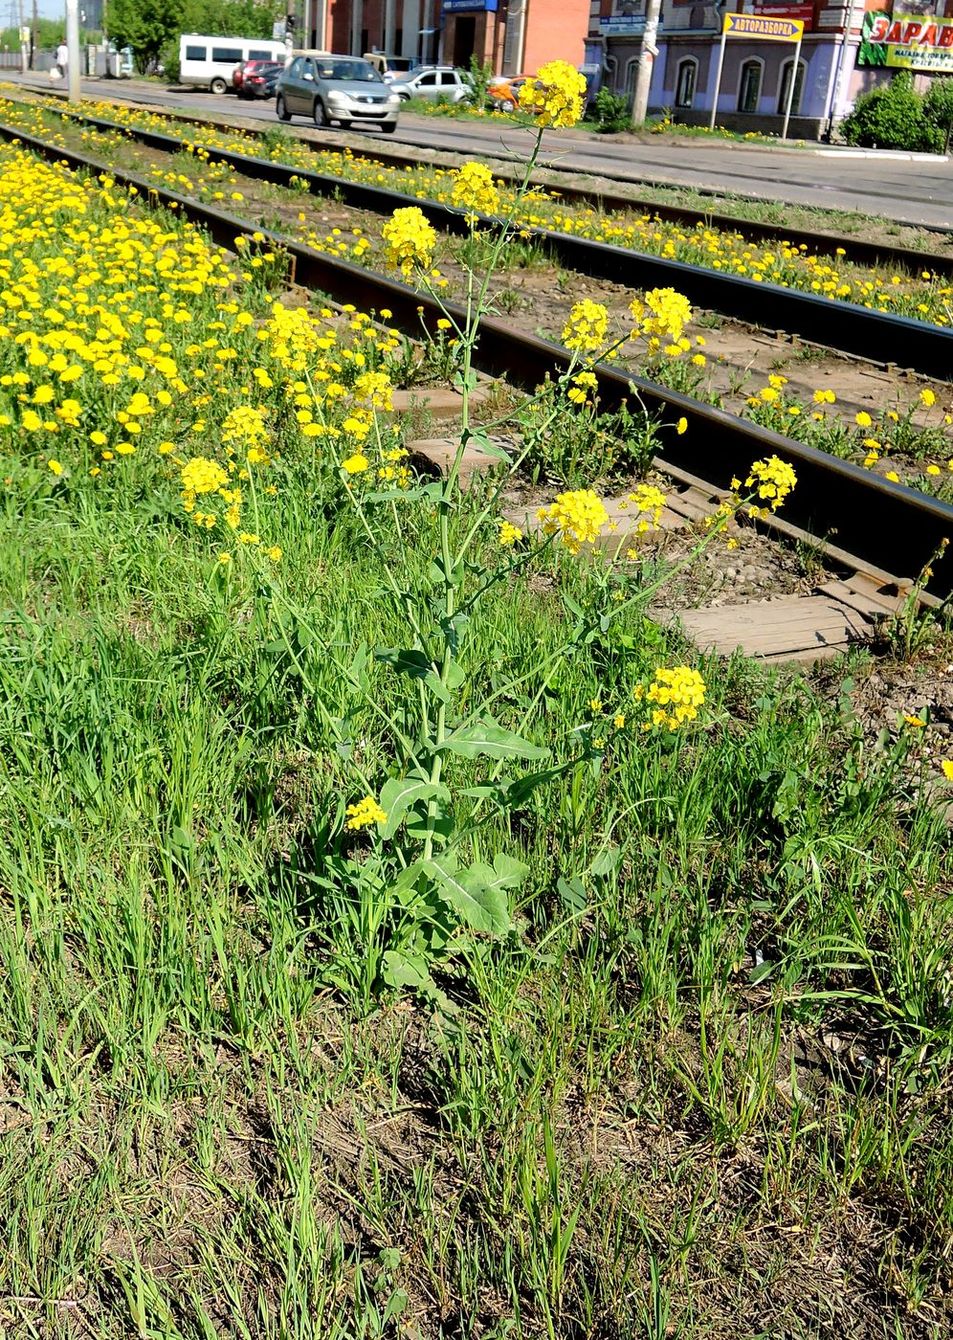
[303,0,589,71]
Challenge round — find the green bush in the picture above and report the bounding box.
[840,71,942,152]
[591,87,630,134]
[924,75,953,151]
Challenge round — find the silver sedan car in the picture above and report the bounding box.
[275,55,400,132]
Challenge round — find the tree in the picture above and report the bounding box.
[925,76,953,153]
[108,0,180,72]
[840,71,942,153]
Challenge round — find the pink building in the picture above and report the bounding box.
[304,0,590,72]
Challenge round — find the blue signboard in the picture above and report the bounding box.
[443,0,498,13]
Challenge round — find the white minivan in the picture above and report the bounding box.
[179,34,288,93]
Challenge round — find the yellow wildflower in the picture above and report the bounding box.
[345,795,388,831]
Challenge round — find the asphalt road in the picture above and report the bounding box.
[9,74,953,231]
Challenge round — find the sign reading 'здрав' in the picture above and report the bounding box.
[723,12,805,41]
[858,13,953,72]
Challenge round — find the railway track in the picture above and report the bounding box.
[3,121,951,605]
[25,83,953,264]
[10,95,953,382]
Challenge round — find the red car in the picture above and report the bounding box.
[233,59,285,98]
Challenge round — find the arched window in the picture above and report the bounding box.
[675,58,697,109]
[738,58,762,114]
[778,59,806,116]
[604,54,619,92]
[624,57,639,98]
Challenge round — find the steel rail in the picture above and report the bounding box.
[21,100,953,382]
[24,85,953,274]
[2,121,950,600]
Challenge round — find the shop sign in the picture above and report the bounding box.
[723,12,805,40]
[443,0,497,13]
[858,12,953,71]
[753,3,814,30]
[599,17,649,34]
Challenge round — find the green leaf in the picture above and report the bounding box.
[423,856,511,935]
[381,949,433,992]
[375,647,434,679]
[441,718,548,762]
[378,777,449,840]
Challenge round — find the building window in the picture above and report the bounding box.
[738,59,762,114]
[624,58,638,97]
[675,59,696,109]
[778,60,805,116]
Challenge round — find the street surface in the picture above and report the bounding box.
[7,74,953,230]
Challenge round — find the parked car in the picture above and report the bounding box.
[178,33,287,93]
[363,53,421,82]
[488,73,532,113]
[389,66,470,103]
[275,54,400,132]
[236,59,285,99]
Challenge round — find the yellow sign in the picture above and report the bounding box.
[723,13,805,41]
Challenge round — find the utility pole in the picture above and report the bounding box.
[65,0,80,100]
[29,0,36,69]
[630,0,661,128]
[18,0,28,73]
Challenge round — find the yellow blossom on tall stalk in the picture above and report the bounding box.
[381,206,437,275]
[561,299,609,356]
[451,162,500,218]
[636,666,707,731]
[537,489,609,554]
[518,59,587,128]
[744,456,797,517]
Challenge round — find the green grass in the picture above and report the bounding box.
[1,143,952,1340]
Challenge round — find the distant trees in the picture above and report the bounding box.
[107,0,277,75]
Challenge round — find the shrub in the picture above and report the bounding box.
[591,87,630,134]
[924,75,953,152]
[464,55,492,110]
[840,71,942,152]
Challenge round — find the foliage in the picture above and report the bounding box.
[925,75,953,152]
[590,87,630,134]
[109,0,275,74]
[840,71,942,152]
[463,54,493,111]
[106,0,181,73]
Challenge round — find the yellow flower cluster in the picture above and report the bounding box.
[382,206,437,275]
[498,520,523,547]
[537,489,609,554]
[636,666,707,731]
[0,142,413,560]
[743,456,798,518]
[631,288,694,344]
[518,60,587,129]
[561,299,609,356]
[451,161,500,218]
[618,483,667,533]
[345,796,388,830]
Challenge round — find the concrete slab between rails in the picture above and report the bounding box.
[406,437,505,488]
[663,573,907,664]
[667,595,874,663]
[391,382,495,423]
